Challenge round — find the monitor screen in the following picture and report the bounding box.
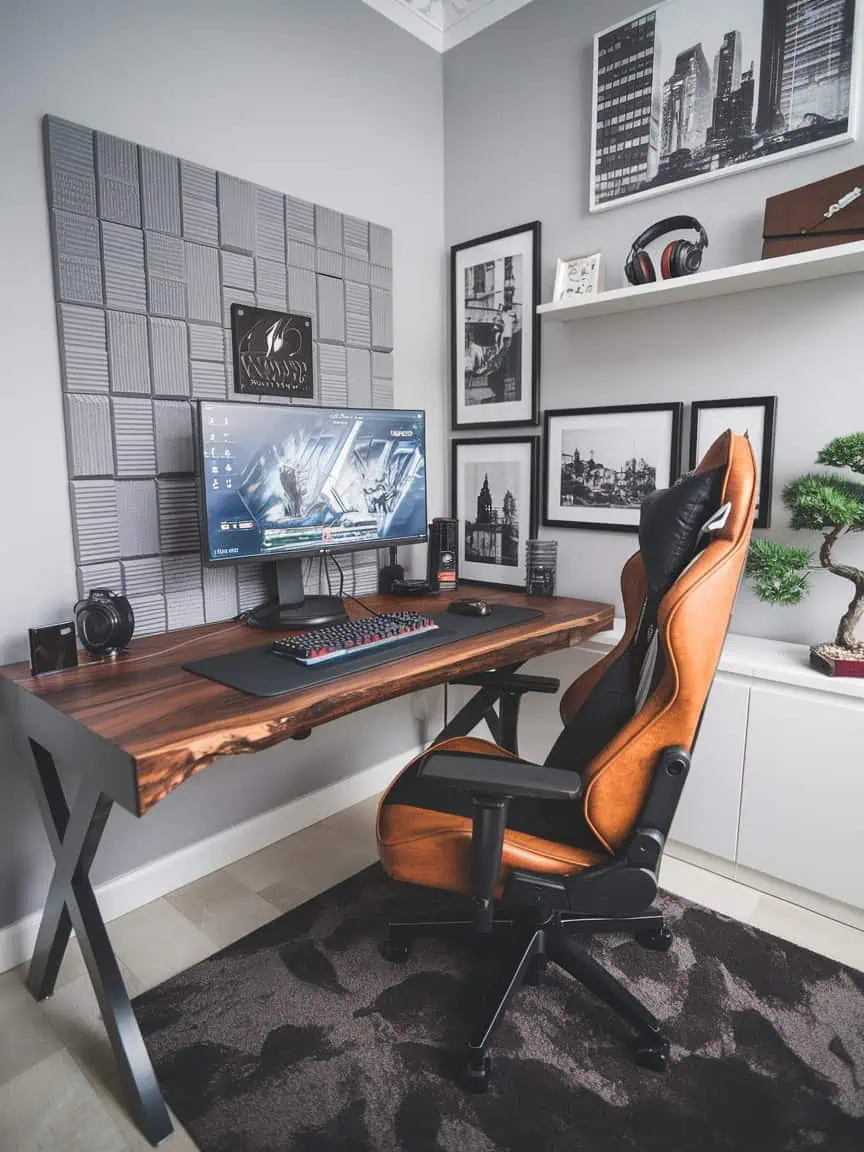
[197,402,427,564]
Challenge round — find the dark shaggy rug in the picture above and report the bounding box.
[134,866,864,1151]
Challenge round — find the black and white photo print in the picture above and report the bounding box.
[544,404,683,532]
[591,0,860,212]
[453,437,538,588]
[451,223,540,430]
[690,396,777,527]
[463,256,523,408]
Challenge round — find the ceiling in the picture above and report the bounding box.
[360,0,537,52]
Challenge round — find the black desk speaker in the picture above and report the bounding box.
[427,518,458,593]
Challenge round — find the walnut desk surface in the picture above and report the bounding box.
[0,590,613,819]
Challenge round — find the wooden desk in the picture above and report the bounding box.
[0,590,612,1144]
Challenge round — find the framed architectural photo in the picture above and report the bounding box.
[553,252,604,301]
[451,222,541,430]
[591,0,861,213]
[544,403,683,533]
[690,396,777,527]
[452,437,539,590]
[231,304,314,399]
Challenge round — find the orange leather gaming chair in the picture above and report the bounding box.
[377,431,756,1090]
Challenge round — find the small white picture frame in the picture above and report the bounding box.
[552,253,604,302]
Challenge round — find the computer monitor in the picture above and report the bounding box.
[195,400,428,628]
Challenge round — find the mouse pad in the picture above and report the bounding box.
[184,605,544,697]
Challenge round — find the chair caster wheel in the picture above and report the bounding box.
[464,1054,492,1094]
[636,926,673,953]
[635,1034,670,1072]
[382,935,411,963]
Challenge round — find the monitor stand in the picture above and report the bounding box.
[246,557,347,630]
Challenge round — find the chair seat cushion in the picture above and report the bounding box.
[377,737,609,897]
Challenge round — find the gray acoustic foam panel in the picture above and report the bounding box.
[52,211,103,304]
[107,311,151,393]
[78,561,123,600]
[65,394,114,477]
[45,119,97,216]
[58,304,110,393]
[44,115,394,634]
[146,231,186,317]
[102,222,146,313]
[181,162,218,246]
[347,347,372,408]
[96,133,140,227]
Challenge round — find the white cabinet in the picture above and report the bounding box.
[670,675,748,863]
[737,685,864,910]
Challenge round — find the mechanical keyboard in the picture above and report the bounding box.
[270,610,439,665]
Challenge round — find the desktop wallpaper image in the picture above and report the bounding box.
[200,404,427,562]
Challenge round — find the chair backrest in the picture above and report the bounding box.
[546,431,757,853]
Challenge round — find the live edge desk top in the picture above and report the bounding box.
[0,590,613,820]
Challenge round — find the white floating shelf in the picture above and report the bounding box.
[537,240,864,322]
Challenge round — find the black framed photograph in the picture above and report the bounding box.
[231,303,314,399]
[451,222,541,430]
[543,403,683,533]
[452,437,539,590]
[690,396,777,528]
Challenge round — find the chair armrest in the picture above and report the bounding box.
[453,671,561,695]
[418,751,582,801]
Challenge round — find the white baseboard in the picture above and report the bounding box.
[0,750,410,976]
[667,839,864,931]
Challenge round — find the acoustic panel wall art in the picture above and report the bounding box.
[43,116,395,634]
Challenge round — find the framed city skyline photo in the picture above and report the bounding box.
[690,396,777,527]
[591,0,860,213]
[453,437,539,590]
[544,403,684,533]
[451,222,541,430]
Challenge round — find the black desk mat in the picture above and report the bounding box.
[184,605,544,697]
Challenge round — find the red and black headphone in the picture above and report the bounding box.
[625,216,709,286]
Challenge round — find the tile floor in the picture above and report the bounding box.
[0,793,861,1151]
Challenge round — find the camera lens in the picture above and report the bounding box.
[81,604,116,650]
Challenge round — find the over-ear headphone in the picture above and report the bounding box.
[625,216,709,286]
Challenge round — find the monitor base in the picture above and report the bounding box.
[247,596,348,631]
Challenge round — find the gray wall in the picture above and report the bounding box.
[0,0,445,931]
[444,0,864,645]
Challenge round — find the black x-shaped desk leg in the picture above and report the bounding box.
[24,738,173,1146]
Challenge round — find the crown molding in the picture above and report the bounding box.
[359,0,445,50]
[359,0,537,52]
[443,0,537,50]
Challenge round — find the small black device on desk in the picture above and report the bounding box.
[426,517,458,591]
[271,610,438,665]
[28,621,78,676]
[447,598,491,617]
[391,578,432,595]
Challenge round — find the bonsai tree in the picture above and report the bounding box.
[745,433,864,656]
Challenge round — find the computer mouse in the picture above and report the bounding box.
[447,598,491,617]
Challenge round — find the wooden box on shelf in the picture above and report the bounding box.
[763,165,864,258]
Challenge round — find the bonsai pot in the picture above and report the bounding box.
[810,642,864,678]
